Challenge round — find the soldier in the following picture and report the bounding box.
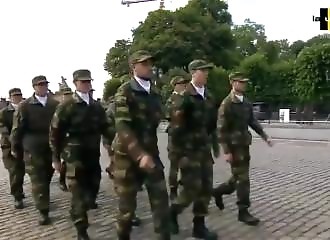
[112,50,170,240]
[103,94,142,227]
[212,72,273,226]
[58,82,73,192]
[50,69,114,239]
[169,60,218,239]
[165,76,189,201]
[0,88,25,209]
[10,76,58,225]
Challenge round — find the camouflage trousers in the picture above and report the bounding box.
[213,145,251,210]
[112,154,170,238]
[59,161,66,184]
[24,150,54,211]
[172,150,213,217]
[65,154,101,229]
[167,149,181,189]
[1,148,25,200]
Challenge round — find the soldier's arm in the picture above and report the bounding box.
[217,101,231,154]
[164,96,173,133]
[0,110,11,149]
[10,104,26,153]
[100,105,116,147]
[169,93,187,143]
[49,103,68,162]
[248,105,268,140]
[114,86,148,162]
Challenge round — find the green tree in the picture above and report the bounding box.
[131,0,236,72]
[104,39,131,78]
[293,43,330,103]
[207,66,230,104]
[238,53,271,101]
[103,77,125,100]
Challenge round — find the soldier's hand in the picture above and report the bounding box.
[265,137,274,147]
[52,161,61,172]
[223,153,233,163]
[139,154,155,170]
[11,151,17,158]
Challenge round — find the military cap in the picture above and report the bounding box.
[32,75,48,86]
[129,50,153,64]
[229,72,249,82]
[8,88,22,96]
[170,76,189,87]
[73,69,93,81]
[60,86,72,95]
[188,59,214,72]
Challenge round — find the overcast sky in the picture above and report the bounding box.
[0,0,328,98]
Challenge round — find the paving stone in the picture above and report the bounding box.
[0,136,329,239]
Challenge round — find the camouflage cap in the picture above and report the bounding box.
[170,76,189,87]
[60,86,72,95]
[229,72,249,82]
[73,69,93,81]
[188,59,214,72]
[9,88,22,96]
[129,50,153,64]
[32,75,48,86]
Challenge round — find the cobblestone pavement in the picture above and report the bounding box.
[1,134,330,240]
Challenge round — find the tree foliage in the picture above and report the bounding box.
[103,0,330,115]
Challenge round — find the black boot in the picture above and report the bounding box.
[76,224,90,240]
[169,206,179,234]
[131,214,141,226]
[169,187,177,202]
[14,199,24,209]
[38,210,51,225]
[88,201,98,210]
[238,209,260,226]
[213,192,224,210]
[118,233,130,240]
[192,216,217,239]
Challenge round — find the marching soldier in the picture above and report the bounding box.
[50,69,114,239]
[10,76,58,225]
[0,88,25,209]
[169,60,218,239]
[58,82,73,192]
[112,50,171,240]
[212,72,273,226]
[165,76,189,201]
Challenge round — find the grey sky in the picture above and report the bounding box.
[0,0,328,98]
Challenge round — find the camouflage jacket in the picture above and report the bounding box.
[165,92,181,150]
[217,91,268,153]
[170,83,218,153]
[49,92,115,161]
[10,95,59,155]
[0,104,16,151]
[113,78,163,165]
[102,100,116,147]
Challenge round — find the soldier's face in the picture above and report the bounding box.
[10,94,22,104]
[174,83,186,93]
[75,80,91,93]
[134,60,153,79]
[33,82,48,96]
[192,69,209,86]
[233,81,247,92]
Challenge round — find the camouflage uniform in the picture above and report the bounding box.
[10,76,58,224]
[165,76,189,200]
[112,50,170,240]
[169,60,218,239]
[213,72,269,226]
[58,81,73,192]
[0,88,25,208]
[49,69,114,238]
